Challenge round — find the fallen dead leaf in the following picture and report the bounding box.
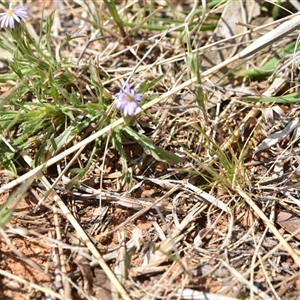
[276,211,300,240]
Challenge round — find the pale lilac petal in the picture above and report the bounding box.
[4,16,11,28]
[0,4,28,28]
[123,102,137,116]
[0,16,6,28]
[14,7,28,18]
[3,17,9,28]
[115,99,126,110]
[8,17,14,28]
[12,14,21,23]
[115,92,125,102]
[134,94,143,102]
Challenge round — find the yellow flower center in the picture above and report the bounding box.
[6,8,14,16]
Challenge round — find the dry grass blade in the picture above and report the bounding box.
[184,182,230,213]
[235,186,300,268]
[17,152,131,300]
[220,259,273,300]
[101,183,182,237]
[239,15,300,58]
[131,202,205,276]
[254,117,300,154]
[177,288,245,300]
[0,269,71,300]
[113,231,128,299]
[52,204,71,298]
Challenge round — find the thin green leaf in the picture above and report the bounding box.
[139,75,164,93]
[243,93,300,103]
[236,41,300,78]
[112,130,131,185]
[0,141,16,175]
[124,127,184,164]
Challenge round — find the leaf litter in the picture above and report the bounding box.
[2,1,300,300]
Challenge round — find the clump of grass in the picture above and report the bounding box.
[0,2,185,186]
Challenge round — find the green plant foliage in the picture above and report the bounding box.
[236,41,300,78]
[124,126,184,164]
[243,92,300,103]
[0,139,16,175]
[111,129,132,185]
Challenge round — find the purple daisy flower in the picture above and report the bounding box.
[0,3,28,28]
[114,83,143,116]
